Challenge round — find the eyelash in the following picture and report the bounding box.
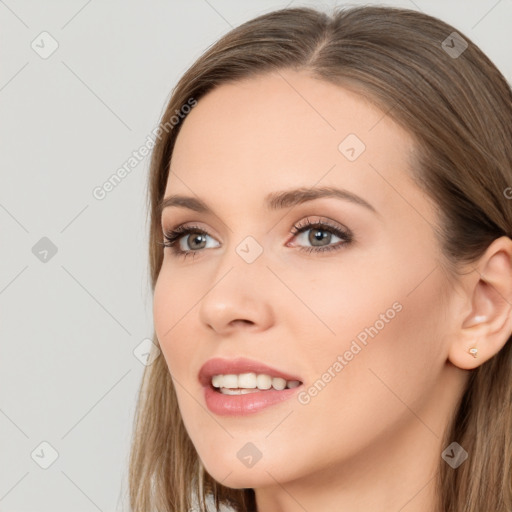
[160,217,353,260]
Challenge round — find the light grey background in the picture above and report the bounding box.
[1,0,510,510]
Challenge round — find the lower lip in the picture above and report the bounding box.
[203,384,302,416]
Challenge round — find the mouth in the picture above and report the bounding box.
[198,357,304,415]
[210,373,301,394]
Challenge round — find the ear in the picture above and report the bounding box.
[448,236,512,370]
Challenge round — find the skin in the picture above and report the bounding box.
[153,69,512,512]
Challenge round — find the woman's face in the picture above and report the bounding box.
[153,69,462,489]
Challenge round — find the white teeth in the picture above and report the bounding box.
[211,373,302,392]
[272,377,287,390]
[211,375,222,388]
[222,374,238,388]
[256,374,272,389]
[238,372,257,388]
[220,388,260,395]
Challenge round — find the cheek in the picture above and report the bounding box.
[153,271,207,430]
[293,261,447,445]
[299,239,446,370]
[152,265,202,377]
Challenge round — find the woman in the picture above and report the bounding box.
[129,5,512,511]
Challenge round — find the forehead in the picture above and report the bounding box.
[166,70,419,211]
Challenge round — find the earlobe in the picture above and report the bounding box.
[447,236,512,371]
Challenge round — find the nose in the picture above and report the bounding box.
[198,255,275,335]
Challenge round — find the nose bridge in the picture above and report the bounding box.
[214,228,269,280]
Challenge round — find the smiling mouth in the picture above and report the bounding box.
[210,373,302,394]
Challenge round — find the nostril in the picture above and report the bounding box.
[230,319,254,327]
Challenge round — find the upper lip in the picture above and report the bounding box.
[198,357,303,387]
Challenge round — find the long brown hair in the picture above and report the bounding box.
[128,5,512,511]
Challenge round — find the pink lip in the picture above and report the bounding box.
[198,357,303,416]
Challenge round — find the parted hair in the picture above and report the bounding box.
[129,5,512,511]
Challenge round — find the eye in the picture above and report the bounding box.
[160,224,220,259]
[289,217,353,254]
[160,216,353,259]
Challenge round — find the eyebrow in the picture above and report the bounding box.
[159,186,378,216]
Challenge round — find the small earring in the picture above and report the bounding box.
[469,347,478,358]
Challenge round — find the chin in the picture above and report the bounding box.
[204,465,276,489]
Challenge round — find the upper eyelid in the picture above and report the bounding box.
[291,216,350,231]
[163,222,219,240]
[163,217,351,243]
[163,217,346,232]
